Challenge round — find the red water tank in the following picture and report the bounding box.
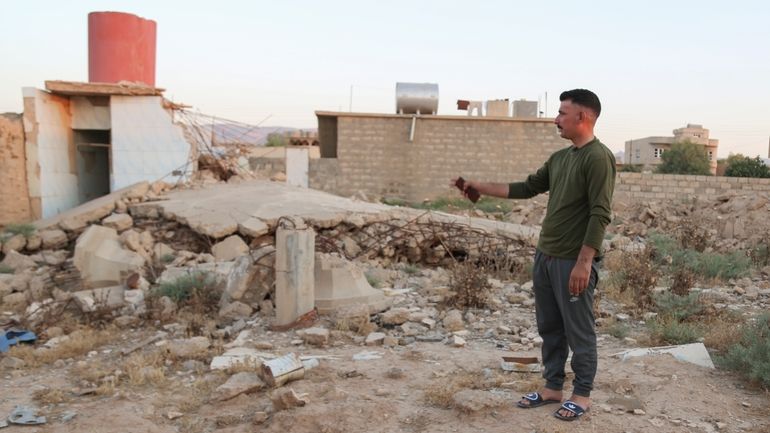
[88,11,157,86]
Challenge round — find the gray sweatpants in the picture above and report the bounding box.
[532,249,598,397]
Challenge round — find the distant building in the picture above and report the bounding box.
[625,124,718,174]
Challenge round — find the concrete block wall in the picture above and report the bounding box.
[0,113,32,225]
[615,172,770,201]
[333,115,565,200]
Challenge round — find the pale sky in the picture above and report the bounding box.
[2,0,769,158]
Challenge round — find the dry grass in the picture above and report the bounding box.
[333,310,377,336]
[70,359,114,384]
[123,350,168,387]
[422,369,509,409]
[33,388,70,405]
[7,327,118,367]
[174,376,220,413]
[445,260,492,309]
[701,310,745,353]
[603,248,657,311]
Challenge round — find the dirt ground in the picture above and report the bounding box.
[1,311,768,433]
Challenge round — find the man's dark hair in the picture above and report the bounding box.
[560,89,601,117]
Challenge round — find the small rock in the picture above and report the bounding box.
[167,336,210,358]
[166,411,183,420]
[383,336,400,347]
[271,388,308,411]
[25,234,42,251]
[0,250,36,272]
[253,411,269,425]
[212,235,249,262]
[254,341,274,350]
[741,401,751,408]
[218,301,253,321]
[1,356,26,369]
[380,307,410,325]
[374,388,390,397]
[365,332,386,346]
[299,327,330,346]
[214,372,265,401]
[39,229,68,249]
[443,310,464,332]
[102,213,133,231]
[2,234,26,254]
[634,409,646,415]
[615,313,631,322]
[451,335,466,347]
[452,389,504,413]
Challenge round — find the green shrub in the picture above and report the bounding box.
[654,292,703,321]
[2,223,36,238]
[648,231,751,281]
[619,164,643,173]
[647,316,702,345]
[654,140,711,175]
[724,154,770,178]
[154,272,218,303]
[716,314,770,388]
[606,321,630,339]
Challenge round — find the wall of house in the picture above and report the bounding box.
[615,172,770,201]
[0,113,32,225]
[110,96,192,190]
[22,88,78,219]
[326,113,566,201]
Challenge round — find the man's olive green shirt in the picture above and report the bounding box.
[508,138,616,259]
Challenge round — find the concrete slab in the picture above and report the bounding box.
[128,180,538,245]
[34,182,150,231]
[314,253,390,315]
[614,342,715,369]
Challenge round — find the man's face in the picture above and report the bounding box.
[554,100,581,140]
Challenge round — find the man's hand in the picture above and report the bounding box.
[568,260,592,296]
[569,245,597,296]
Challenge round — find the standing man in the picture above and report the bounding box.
[455,89,615,421]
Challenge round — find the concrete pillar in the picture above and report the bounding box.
[286,147,309,188]
[275,218,315,326]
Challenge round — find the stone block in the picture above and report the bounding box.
[39,229,68,249]
[299,327,330,346]
[2,234,26,254]
[73,225,145,288]
[167,336,211,358]
[102,213,133,231]
[0,250,36,272]
[72,285,126,312]
[214,372,265,401]
[212,235,249,262]
[314,253,390,315]
[218,301,253,321]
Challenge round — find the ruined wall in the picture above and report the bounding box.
[615,172,770,201]
[331,114,565,201]
[0,113,32,225]
[248,157,339,194]
[111,96,192,190]
[22,88,78,219]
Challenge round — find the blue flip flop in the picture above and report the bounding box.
[553,400,589,421]
[0,330,37,353]
[517,392,561,409]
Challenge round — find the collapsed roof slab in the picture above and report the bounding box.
[45,80,164,97]
[128,180,539,246]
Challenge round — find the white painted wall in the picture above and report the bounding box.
[71,96,110,130]
[286,147,309,188]
[110,96,192,190]
[22,88,79,218]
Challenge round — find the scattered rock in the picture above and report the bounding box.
[299,327,330,346]
[365,332,386,346]
[0,250,36,272]
[214,372,265,401]
[212,235,249,262]
[443,310,464,332]
[102,213,133,231]
[2,234,26,254]
[218,301,254,321]
[271,388,308,411]
[380,307,410,325]
[452,389,504,413]
[167,336,211,358]
[1,356,26,369]
[39,229,68,249]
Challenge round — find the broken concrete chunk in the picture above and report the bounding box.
[261,353,305,387]
[210,347,270,370]
[73,225,145,289]
[214,372,265,401]
[212,235,250,262]
[167,336,211,359]
[218,301,253,321]
[314,253,390,315]
[220,255,256,305]
[365,332,386,346]
[72,286,126,312]
[238,217,269,238]
[443,310,465,332]
[39,229,68,249]
[25,234,42,251]
[271,388,308,411]
[2,234,27,254]
[0,250,36,272]
[153,242,174,260]
[119,229,143,253]
[101,213,133,231]
[299,327,330,346]
[615,342,715,369]
[380,307,410,325]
